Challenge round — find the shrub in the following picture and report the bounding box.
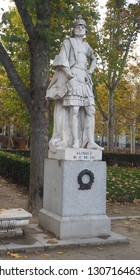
[1,150,140,202]
[0,151,30,187]
[3,149,30,158]
[103,153,140,167]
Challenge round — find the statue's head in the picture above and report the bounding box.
[73,15,87,28]
[72,15,87,37]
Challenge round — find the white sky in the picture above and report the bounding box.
[0,0,13,16]
[0,0,139,55]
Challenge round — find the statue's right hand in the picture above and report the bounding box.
[67,72,74,80]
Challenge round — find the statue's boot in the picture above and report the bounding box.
[87,142,104,151]
[73,140,79,148]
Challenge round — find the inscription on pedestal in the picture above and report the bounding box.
[49,148,102,161]
[74,151,95,160]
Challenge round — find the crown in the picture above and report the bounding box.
[73,15,87,28]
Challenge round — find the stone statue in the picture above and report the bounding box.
[46,15,103,152]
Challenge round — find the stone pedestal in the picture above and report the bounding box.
[39,156,111,240]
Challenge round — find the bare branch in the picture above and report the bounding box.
[93,84,108,121]
[14,0,36,39]
[0,43,32,110]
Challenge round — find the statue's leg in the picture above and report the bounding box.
[70,106,80,148]
[84,105,95,145]
[85,105,104,150]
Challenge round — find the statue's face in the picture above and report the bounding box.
[73,24,86,37]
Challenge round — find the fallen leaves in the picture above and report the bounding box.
[97,247,104,251]
[133,199,140,204]
[43,254,51,259]
[107,166,140,203]
[113,209,121,214]
[7,251,23,259]
[0,209,5,214]
[123,220,131,225]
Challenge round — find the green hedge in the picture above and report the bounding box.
[103,153,140,167]
[3,149,30,158]
[4,150,140,167]
[0,151,30,187]
[1,150,140,202]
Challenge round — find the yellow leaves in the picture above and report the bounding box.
[113,209,121,214]
[111,177,116,181]
[97,247,104,251]
[0,209,5,214]
[7,251,23,259]
[123,217,139,225]
[42,252,64,259]
[123,220,131,225]
[43,254,51,259]
[133,199,140,204]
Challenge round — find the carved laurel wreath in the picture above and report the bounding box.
[77,169,94,190]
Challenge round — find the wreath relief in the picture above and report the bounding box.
[77,169,94,190]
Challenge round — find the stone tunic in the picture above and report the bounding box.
[63,39,95,107]
[46,37,96,107]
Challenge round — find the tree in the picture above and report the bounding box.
[0,9,30,144]
[126,59,140,153]
[0,0,99,213]
[95,0,140,152]
[0,0,50,213]
[0,69,30,146]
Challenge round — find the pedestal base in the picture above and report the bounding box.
[39,209,110,239]
[39,159,111,240]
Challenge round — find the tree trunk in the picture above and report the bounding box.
[130,123,136,154]
[28,37,50,213]
[0,1,51,213]
[28,109,49,214]
[107,90,114,152]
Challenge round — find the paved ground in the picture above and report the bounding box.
[0,176,140,260]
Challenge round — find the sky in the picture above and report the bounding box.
[0,0,139,55]
[0,0,15,19]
